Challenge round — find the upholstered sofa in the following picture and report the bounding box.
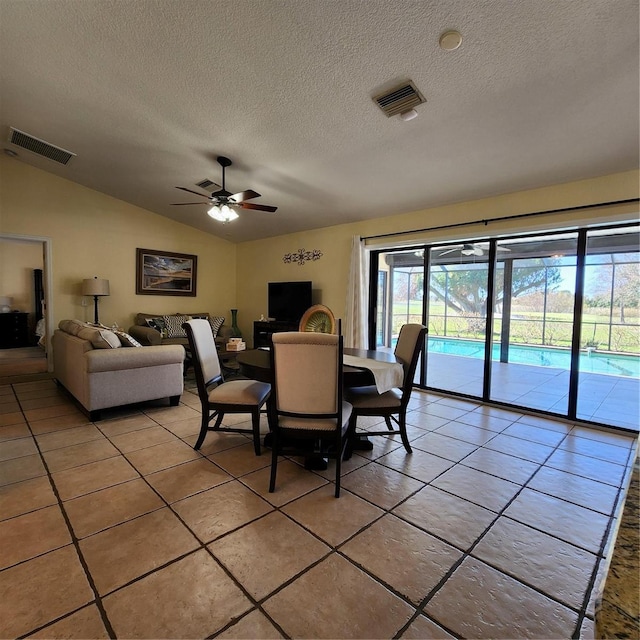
[128,312,232,348]
[52,320,185,420]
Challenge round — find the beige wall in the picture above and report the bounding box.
[1,154,637,346]
[237,171,639,343]
[0,238,43,312]
[0,157,237,331]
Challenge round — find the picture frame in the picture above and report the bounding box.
[136,248,197,296]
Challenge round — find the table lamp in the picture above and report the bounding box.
[82,277,110,324]
[0,296,12,313]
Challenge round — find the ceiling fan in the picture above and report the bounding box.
[438,243,512,257]
[172,156,277,222]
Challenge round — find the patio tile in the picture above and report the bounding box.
[207,441,271,477]
[473,516,597,608]
[97,414,157,437]
[36,424,105,452]
[0,436,38,461]
[240,459,329,507]
[0,475,57,520]
[376,446,454,483]
[340,462,425,510]
[431,465,520,513]
[425,556,577,639]
[124,439,200,475]
[29,604,109,639]
[545,449,628,486]
[0,454,46,486]
[461,446,540,484]
[173,480,273,543]
[216,609,284,639]
[454,412,515,432]
[501,421,568,446]
[0,546,93,639]
[412,431,478,462]
[145,457,232,503]
[107,425,177,452]
[483,432,555,463]
[341,514,462,604]
[393,485,496,551]
[209,511,329,600]
[504,487,611,553]
[282,484,384,546]
[527,466,620,515]
[64,478,164,538]
[42,438,120,472]
[434,421,498,445]
[0,505,71,569]
[263,553,414,639]
[400,614,455,639]
[558,434,633,465]
[79,507,199,595]
[103,550,252,639]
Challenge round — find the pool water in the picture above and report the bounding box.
[426,336,640,378]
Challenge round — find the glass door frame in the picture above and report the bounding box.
[367,221,639,433]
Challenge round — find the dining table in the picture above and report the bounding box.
[236,346,403,468]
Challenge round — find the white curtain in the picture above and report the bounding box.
[344,235,368,348]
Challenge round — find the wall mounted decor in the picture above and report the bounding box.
[282,248,323,266]
[136,248,197,296]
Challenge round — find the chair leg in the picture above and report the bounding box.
[343,414,357,460]
[212,412,224,430]
[385,416,394,431]
[399,412,412,454]
[269,430,279,493]
[193,412,209,450]
[335,432,342,498]
[251,408,262,456]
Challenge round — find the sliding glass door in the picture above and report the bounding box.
[426,245,489,397]
[489,234,578,414]
[370,222,639,432]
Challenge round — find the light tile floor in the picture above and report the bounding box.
[0,380,638,639]
[425,353,640,431]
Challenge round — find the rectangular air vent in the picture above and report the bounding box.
[8,127,76,165]
[195,179,220,191]
[373,81,426,117]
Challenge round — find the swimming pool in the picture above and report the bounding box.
[426,336,640,378]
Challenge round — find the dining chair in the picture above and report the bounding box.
[345,323,427,455]
[298,304,336,334]
[183,319,271,455]
[269,330,352,497]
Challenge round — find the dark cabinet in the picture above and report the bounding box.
[253,320,298,348]
[0,312,30,349]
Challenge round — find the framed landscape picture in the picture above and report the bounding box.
[136,248,197,296]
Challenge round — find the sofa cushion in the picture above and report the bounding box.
[163,314,191,338]
[112,329,143,347]
[145,316,167,337]
[58,320,121,349]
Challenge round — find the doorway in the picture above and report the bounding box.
[0,234,53,379]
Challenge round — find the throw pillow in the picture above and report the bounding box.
[208,316,225,337]
[162,314,191,338]
[112,329,143,347]
[76,326,121,349]
[145,316,167,337]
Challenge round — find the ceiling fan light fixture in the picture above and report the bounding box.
[208,204,239,222]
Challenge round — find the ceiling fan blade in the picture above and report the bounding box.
[473,247,484,256]
[175,186,210,198]
[238,202,278,213]
[170,202,207,206]
[230,189,261,203]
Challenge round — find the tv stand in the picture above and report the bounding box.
[253,320,298,348]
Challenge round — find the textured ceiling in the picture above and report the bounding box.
[1,0,638,243]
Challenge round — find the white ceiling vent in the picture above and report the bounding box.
[195,178,220,191]
[8,127,76,165]
[373,81,426,117]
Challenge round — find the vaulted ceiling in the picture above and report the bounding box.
[1,0,638,243]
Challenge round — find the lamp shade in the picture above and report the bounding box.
[82,278,110,296]
[0,296,12,313]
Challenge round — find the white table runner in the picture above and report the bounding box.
[343,355,404,394]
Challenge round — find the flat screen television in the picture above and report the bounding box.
[268,281,312,324]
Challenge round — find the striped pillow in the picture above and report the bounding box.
[208,316,225,337]
[162,314,190,338]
